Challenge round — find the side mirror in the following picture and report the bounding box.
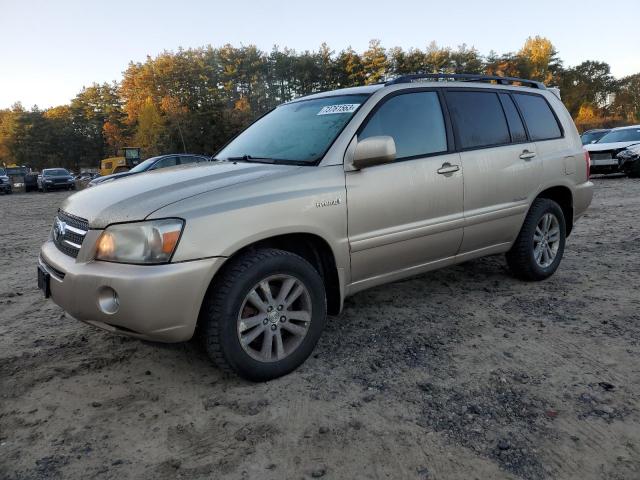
[352,136,396,170]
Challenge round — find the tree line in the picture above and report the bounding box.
[1,37,638,171]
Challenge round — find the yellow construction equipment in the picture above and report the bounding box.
[100,147,141,176]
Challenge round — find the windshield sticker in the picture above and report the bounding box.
[317,104,360,115]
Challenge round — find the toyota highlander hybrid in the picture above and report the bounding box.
[38,74,593,381]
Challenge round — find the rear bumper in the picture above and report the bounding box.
[573,181,594,221]
[39,240,225,342]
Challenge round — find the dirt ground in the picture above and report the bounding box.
[1,177,639,480]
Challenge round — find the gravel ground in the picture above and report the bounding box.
[1,177,639,480]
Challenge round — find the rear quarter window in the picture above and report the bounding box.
[513,93,562,141]
[445,91,511,149]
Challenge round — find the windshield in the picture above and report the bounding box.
[581,131,608,145]
[129,156,162,173]
[44,169,70,176]
[598,127,640,144]
[217,94,370,164]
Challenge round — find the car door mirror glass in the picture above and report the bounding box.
[352,136,396,169]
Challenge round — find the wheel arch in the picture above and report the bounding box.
[201,232,343,319]
[536,185,574,236]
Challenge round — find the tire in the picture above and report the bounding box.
[506,198,566,281]
[200,248,327,381]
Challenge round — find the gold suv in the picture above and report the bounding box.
[38,74,593,380]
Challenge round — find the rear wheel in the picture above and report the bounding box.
[200,248,327,381]
[506,198,566,281]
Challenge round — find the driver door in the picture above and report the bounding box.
[346,90,464,287]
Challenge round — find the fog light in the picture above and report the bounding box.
[97,286,119,314]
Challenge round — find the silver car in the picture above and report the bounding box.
[38,74,593,381]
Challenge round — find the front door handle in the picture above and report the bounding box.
[519,150,536,160]
[437,163,460,175]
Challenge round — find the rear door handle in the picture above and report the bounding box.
[519,150,536,160]
[437,163,460,175]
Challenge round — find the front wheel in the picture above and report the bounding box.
[200,248,327,381]
[506,198,566,281]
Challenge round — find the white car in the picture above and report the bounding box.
[585,125,640,174]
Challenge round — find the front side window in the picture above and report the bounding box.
[513,93,562,141]
[178,156,199,165]
[446,91,511,149]
[359,91,447,159]
[218,94,370,164]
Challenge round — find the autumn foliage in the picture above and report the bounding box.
[1,37,638,170]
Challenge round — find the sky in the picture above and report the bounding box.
[1,0,639,109]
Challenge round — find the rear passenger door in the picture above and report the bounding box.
[444,89,542,253]
[346,90,464,284]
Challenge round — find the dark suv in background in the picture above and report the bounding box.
[0,168,12,194]
[38,168,75,192]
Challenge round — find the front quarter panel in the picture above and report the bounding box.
[150,164,350,274]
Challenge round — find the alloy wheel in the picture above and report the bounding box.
[533,212,560,268]
[236,274,312,363]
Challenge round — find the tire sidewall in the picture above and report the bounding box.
[215,253,326,381]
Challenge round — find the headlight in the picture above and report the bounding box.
[95,219,184,264]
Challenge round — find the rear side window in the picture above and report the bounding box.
[446,91,510,149]
[498,94,527,143]
[359,91,447,159]
[513,93,562,141]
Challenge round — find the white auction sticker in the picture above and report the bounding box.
[317,104,360,115]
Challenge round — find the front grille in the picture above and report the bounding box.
[52,210,89,258]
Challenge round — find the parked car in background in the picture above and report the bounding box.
[87,154,211,187]
[24,172,39,192]
[581,129,610,145]
[0,168,12,194]
[585,125,640,174]
[38,74,593,381]
[37,168,75,192]
[617,143,640,178]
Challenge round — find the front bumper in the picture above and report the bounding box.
[0,182,11,192]
[43,182,74,189]
[39,240,225,342]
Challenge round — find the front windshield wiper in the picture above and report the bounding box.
[226,155,310,166]
[226,155,276,164]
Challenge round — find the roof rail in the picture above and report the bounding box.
[384,73,546,90]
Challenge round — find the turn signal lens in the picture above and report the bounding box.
[162,230,180,255]
[97,231,116,257]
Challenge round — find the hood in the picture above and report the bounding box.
[585,141,640,152]
[61,162,301,228]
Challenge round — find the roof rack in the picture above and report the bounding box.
[384,73,546,90]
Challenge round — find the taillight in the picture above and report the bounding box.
[584,149,590,178]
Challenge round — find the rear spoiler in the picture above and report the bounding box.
[547,87,561,100]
